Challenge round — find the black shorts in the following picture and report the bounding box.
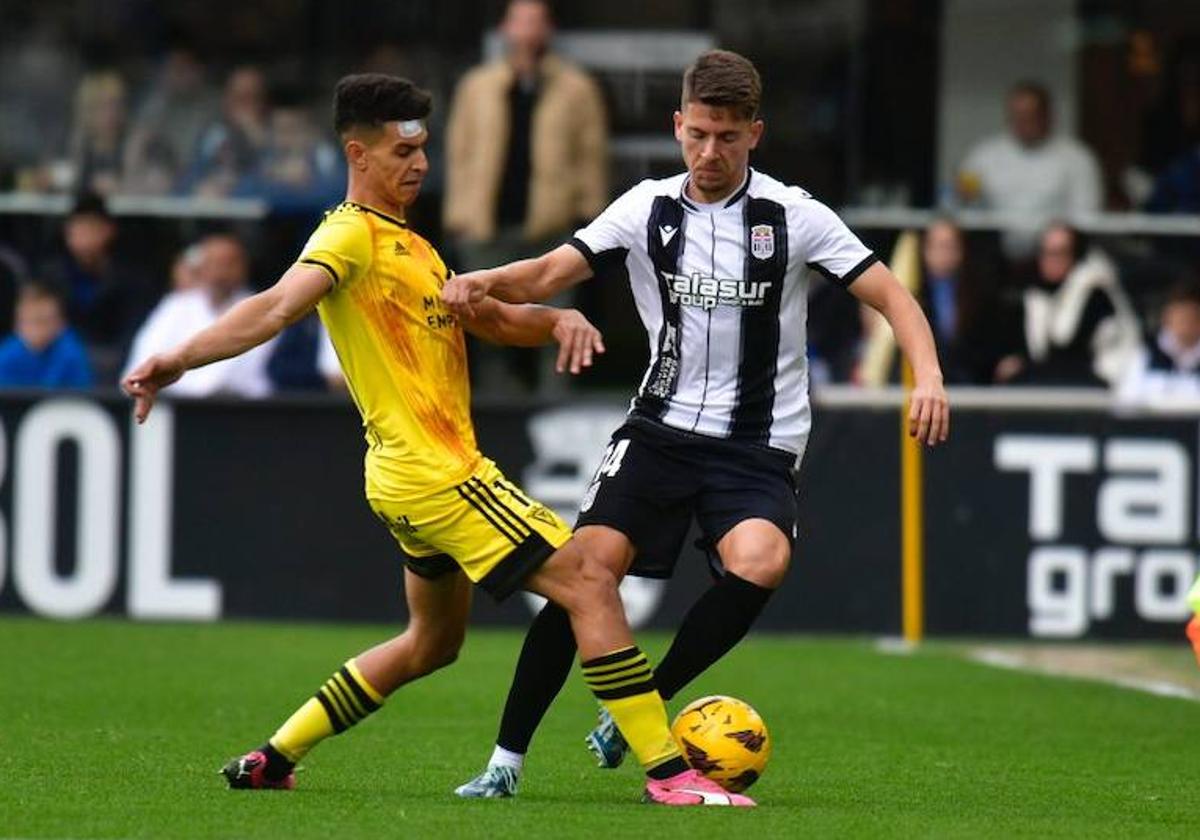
[575,415,799,579]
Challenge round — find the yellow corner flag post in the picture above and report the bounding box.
[888,230,925,646]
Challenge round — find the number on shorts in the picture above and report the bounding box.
[598,439,631,478]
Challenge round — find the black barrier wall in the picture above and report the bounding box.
[0,391,1195,638]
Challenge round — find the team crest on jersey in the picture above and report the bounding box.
[750,224,774,260]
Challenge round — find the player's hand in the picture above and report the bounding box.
[908,376,949,446]
[122,351,186,424]
[441,270,495,320]
[551,309,605,375]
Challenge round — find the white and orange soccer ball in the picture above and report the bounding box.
[670,695,771,792]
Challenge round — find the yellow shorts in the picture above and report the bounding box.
[369,457,572,600]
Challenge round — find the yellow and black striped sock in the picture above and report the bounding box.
[268,659,385,764]
[581,646,688,780]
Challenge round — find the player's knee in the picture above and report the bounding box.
[725,541,791,589]
[408,626,464,675]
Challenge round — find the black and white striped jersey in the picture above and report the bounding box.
[569,168,877,459]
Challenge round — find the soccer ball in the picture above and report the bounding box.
[670,695,771,792]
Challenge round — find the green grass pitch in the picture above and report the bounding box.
[2,617,1198,838]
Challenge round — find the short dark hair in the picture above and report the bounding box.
[68,190,112,222]
[1166,278,1200,308]
[682,50,762,121]
[1041,220,1088,261]
[333,73,432,137]
[1009,80,1051,113]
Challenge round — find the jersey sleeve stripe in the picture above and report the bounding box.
[299,258,340,286]
[805,252,878,289]
[568,236,600,272]
[841,253,879,285]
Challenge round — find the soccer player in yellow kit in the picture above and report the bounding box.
[124,74,751,806]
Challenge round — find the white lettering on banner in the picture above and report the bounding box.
[1135,550,1194,622]
[13,400,120,619]
[522,406,665,628]
[1097,441,1188,544]
[1027,547,1088,637]
[1090,547,1134,619]
[1026,547,1196,637]
[127,407,221,620]
[0,398,223,621]
[995,432,1198,638]
[994,436,1097,540]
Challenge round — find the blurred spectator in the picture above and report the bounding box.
[917,218,1009,384]
[123,234,274,397]
[183,66,271,197]
[170,242,205,292]
[0,243,31,336]
[995,222,1141,387]
[1145,143,1200,213]
[445,0,607,256]
[267,313,344,392]
[0,280,93,389]
[234,92,343,212]
[124,44,217,195]
[66,71,128,196]
[1118,279,1200,402]
[956,82,1102,259]
[444,0,608,391]
[46,192,153,382]
[806,277,862,384]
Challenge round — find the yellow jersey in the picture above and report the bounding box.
[297,201,480,500]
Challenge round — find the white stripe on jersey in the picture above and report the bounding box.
[571,168,875,458]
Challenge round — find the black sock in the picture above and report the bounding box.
[646,756,691,780]
[653,572,773,701]
[496,601,577,754]
[259,742,295,781]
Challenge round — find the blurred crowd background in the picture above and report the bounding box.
[0,0,1198,400]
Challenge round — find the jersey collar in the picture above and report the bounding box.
[679,168,752,211]
[346,201,408,229]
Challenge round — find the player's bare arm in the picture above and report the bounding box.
[441,243,592,319]
[122,264,331,423]
[849,262,949,446]
[463,299,606,375]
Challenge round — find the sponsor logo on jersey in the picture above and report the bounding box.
[661,271,773,310]
[659,224,679,246]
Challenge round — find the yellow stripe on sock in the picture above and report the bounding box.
[587,673,655,693]
[329,674,367,719]
[585,665,654,688]
[346,659,386,705]
[582,655,649,678]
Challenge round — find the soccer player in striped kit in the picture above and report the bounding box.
[445,49,950,797]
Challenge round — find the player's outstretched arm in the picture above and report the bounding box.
[850,262,949,446]
[464,300,605,375]
[441,244,592,318]
[122,264,331,423]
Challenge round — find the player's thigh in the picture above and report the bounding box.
[576,425,696,579]
[524,523,636,606]
[697,450,798,588]
[403,566,471,651]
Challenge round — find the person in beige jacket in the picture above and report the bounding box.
[444,0,608,394]
[444,0,608,267]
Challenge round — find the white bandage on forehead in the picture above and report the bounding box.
[396,119,425,138]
